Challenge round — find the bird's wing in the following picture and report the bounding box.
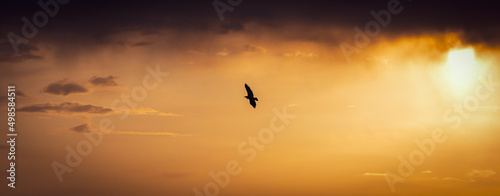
[245,83,254,97]
[249,99,257,108]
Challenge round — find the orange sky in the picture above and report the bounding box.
[1,31,499,196]
[1,1,500,195]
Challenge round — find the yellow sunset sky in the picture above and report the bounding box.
[1,1,500,196]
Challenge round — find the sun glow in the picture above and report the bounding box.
[445,48,478,98]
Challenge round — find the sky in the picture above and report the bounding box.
[1,0,500,196]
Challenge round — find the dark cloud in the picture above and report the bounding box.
[43,80,88,96]
[219,21,245,34]
[16,90,28,97]
[89,75,118,86]
[0,90,28,105]
[0,90,28,99]
[242,44,266,54]
[70,123,90,133]
[0,0,499,64]
[0,40,43,63]
[18,102,113,114]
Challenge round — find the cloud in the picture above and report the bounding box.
[362,172,387,177]
[1,0,500,66]
[111,131,195,137]
[216,48,230,56]
[442,177,471,182]
[89,75,119,86]
[43,80,88,96]
[467,170,496,178]
[127,107,180,117]
[242,44,267,55]
[18,102,113,115]
[68,124,193,136]
[283,51,317,58]
[71,123,90,133]
[421,170,432,174]
[219,21,245,34]
[439,170,495,183]
[0,40,43,63]
[0,90,28,104]
[16,90,28,97]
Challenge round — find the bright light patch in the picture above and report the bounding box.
[445,48,477,98]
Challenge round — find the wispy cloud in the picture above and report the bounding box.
[438,170,495,183]
[442,177,473,182]
[362,172,387,177]
[215,44,266,56]
[346,105,356,109]
[421,170,432,174]
[67,123,193,136]
[18,102,113,115]
[71,123,90,133]
[127,107,180,117]
[242,44,266,55]
[216,48,230,56]
[111,131,195,137]
[283,51,317,58]
[467,169,496,178]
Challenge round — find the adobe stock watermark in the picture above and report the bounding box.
[7,0,70,53]
[339,0,406,62]
[51,65,169,182]
[384,73,500,192]
[213,0,243,21]
[192,105,296,196]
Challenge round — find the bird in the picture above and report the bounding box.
[244,83,258,108]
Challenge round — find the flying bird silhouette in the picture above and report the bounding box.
[244,83,258,108]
